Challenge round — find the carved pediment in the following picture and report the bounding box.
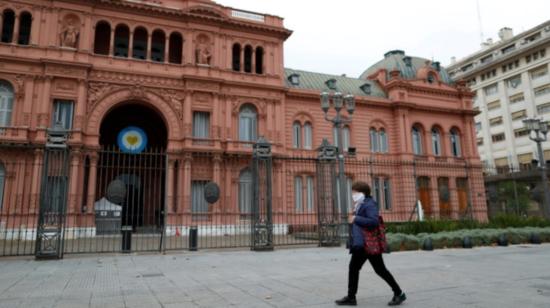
[187,5,227,19]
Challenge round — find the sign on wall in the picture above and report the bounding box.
[117,126,148,154]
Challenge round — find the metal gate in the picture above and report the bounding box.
[251,137,273,251]
[35,127,70,259]
[316,139,340,246]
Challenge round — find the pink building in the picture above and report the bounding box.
[0,0,487,255]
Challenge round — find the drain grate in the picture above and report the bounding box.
[140,273,164,278]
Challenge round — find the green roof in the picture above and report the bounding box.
[360,50,454,84]
[284,68,386,98]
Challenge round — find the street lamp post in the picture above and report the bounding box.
[320,91,355,239]
[523,118,550,219]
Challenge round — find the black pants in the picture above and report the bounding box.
[348,250,402,298]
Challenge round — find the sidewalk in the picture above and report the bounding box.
[1,244,549,308]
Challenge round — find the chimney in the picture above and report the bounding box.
[498,27,514,41]
[481,38,494,49]
[450,56,456,64]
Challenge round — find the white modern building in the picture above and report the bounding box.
[447,21,550,173]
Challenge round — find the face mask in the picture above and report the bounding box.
[352,193,364,203]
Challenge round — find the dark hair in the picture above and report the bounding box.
[351,181,371,197]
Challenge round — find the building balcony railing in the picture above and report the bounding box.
[0,126,30,144]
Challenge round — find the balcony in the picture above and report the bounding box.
[0,127,30,144]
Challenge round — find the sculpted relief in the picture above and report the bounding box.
[59,14,81,48]
[195,34,212,65]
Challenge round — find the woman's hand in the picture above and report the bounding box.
[348,215,355,224]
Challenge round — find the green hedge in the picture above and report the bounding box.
[385,214,550,235]
[386,227,550,252]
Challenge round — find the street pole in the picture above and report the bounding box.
[536,139,550,219]
[335,112,349,238]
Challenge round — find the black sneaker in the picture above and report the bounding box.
[335,296,357,306]
[388,292,406,306]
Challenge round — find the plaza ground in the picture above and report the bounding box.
[0,244,549,308]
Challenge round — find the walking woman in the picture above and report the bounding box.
[335,181,406,306]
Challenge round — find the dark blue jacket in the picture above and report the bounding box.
[349,197,380,253]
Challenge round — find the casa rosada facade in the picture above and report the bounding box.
[0,0,487,238]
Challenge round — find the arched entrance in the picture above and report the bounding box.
[96,102,167,234]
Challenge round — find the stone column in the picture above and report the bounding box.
[39,76,52,128]
[166,158,176,214]
[183,91,192,141]
[212,155,222,214]
[68,150,81,215]
[146,33,152,60]
[164,36,170,63]
[176,158,185,213]
[12,14,20,44]
[240,47,244,72]
[182,153,192,224]
[109,28,115,56]
[30,149,43,215]
[129,31,134,58]
[251,49,256,73]
[74,80,87,140]
[86,153,98,213]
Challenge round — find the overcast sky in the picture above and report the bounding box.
[218,0,550,78]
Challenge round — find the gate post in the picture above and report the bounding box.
[251,137,273,251]
[316,139,340,247]
[35,123,70,259]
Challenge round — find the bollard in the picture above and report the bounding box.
[462,236,473,249]
[189,226,198,251]
[497,234,508,246]
[121,225,132,253]
[422,238,433,251]
[529,233,541,245]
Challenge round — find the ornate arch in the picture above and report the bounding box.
[293,111,314,126]
[86,87,182,144]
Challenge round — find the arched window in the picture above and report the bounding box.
[412,125,423,155]
[304,122,313,149]
[232,43,241,71]
[379,129,388,153]
[151,30,165,62]
[244,45,253,73]
[93,21,110,55]
[17,12,32,45]
[292,121,301,149]
[0,163,4,211]
[168,32,183,64]
[132,27,148,60]
[431,127,441,156]
[370,128,378,152]
[255,46,264,74]
[239,104,257,142]
[0,80,14,127]
[450,128,462,157]
[294,176,303,212]
[1,10,15,43]
[114,24,129,57]
[239,168,252,215]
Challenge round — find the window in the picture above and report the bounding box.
[506,75,522,89]
[303,123,312,150]
[537,103,550,114]
[379,129,388,153]
[534,84,550,97]
[373,177,381,206]
[192,111,210,138]
[370,128,378,152]
[372,177,392,210]
[514,128,530,138]
[487,100,501,110]
[412,126,423,155]
[461,63,473,72]
[509,93,524,104]
[151,30,166,62]
[511,110,527,121]
[191,181,209,219]
[530,66,548,80]
[17,12,32,45]
[239,169,252,216]
[489,117,503,126]
[52,100,74,130]
[255,47,264,74]
[492,133,506,142]
[292,121,301,149]
[480,54,493,64]
[484,83,498,96]
[336,177,353,212]
[525,32,541,43]
[0,163,3,211]
[239,104,257,142]
[132,27,148,60]
[114,25,130,58]
[1,10,15,43]
[0,80,14,127]
[93,21,111,55]
[475,122,482,133]
[438,177,451,218]
[431,128,441,156]
[294,176,303,212]
[477,138,483,146]
[244,45,253,73]
[450,129,461,157]
[168,33,183,64]
[232,43,241,71]
[306,176,314,212]
[383,179,392,210]
[501,44,515,54]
